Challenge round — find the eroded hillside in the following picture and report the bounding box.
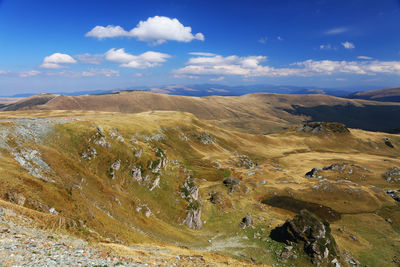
[0,110,399,266]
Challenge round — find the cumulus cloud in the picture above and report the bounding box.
[85,16,204,45]
[19,70,41,77]
[358,56,373,60]
[0,70,7,75]
[75,53,103,64]
[85,25,130,39]
[325,27,348,35]
[173,53,400,77]
[341,41,355,49]
[104,48,171,68]
[41,53,77,69]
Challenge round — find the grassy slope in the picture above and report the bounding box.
[4,91,400,134]
[0,110,399,265]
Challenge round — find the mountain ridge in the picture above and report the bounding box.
[3,91,400,134]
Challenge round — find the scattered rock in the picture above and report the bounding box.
[235,155,255,169]
[239,213,253,229]
[5,190,26,206]
[297,122,350,135]
[111,159,121,171]
[305,167,322,178]
[349,234,358,241]
[382,137,394,148]
[131,167,143,181]
[223,177,241,193]
[386,189,400,202]
[208,191,223,205]
[384,167,400,183]
[81,147,97,160]
[93,136,111,148]
[134,148,143,158]
[198,131,215,144]
[49,207,58,215]
[149,176,160,191]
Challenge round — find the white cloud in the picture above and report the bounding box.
[210,76,225,81]
[130,16,204,45]
[357,56,373,60]
[325,27,348,35]
[189,52,216,57]
[41,53,77,69]
[75,53,103,64]
[81,69,120,77]
[277,36,283,41]
[85,25,130,39]
[341,41,355,49]
[174,53,400,77]
[85,16,204,45]
[132,73,143,77]
[104,48,171,69]
[0,70,7,75]
[19,70,41,77]
[45,69,119,78]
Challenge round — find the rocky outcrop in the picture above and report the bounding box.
[183,209,202,230]
[181,177,202,230]
[5,190,26,206]
[149,176,160,191]
[81,147,97,160]
[297,122,350,135]
[382,137,394,148]
[239,213,253,229]
[223,177,240,193]
[305,162,372,180]
[386,189,400,202]
[109,159,121,179]
[384,167,400,183]
[270,210,342,266]
[305,167,322,178]
[235,155,255,169]
[131,166,143,181]
[208,191,223,205]
[198,131,215,144]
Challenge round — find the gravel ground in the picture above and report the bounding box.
[0,206,146,267]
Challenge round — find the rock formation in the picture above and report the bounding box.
[270,210,342,266]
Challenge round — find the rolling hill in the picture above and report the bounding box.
[347,87,400,102]
[0,110,399,266]
[3,91,400,133]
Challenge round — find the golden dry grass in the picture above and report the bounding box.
[0,109,399,265]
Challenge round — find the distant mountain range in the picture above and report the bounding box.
[5,84,362,98]
[346,87,400,102]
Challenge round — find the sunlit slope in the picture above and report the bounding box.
[0,110,399,265]
[3,91,400,133]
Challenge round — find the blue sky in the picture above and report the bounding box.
[1,0,400,95]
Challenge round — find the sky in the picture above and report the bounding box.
[0,0,400,95]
